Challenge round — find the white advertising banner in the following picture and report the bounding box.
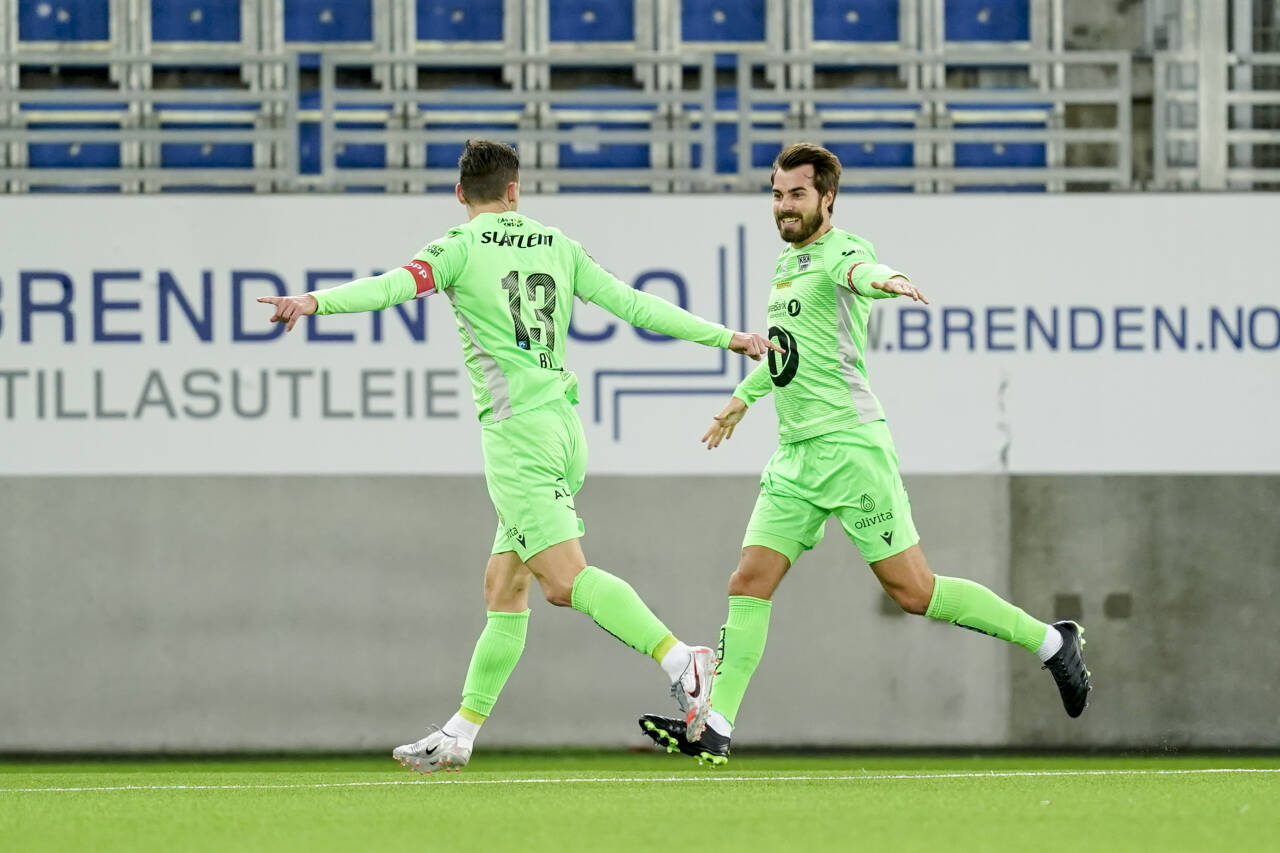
[0,194,1276,475]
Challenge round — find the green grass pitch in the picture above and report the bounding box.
[3,752,1278,852]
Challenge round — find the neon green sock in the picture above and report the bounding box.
[570,566,672,657]
[708,595,772,727]
[651,633,679,664]
[925,576,1047,653]
[460,610,530,717]
[457,706,486,725]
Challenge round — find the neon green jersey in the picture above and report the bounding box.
[312,211,733,424]
[732,226,906,443]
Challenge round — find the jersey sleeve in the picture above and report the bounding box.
[311,227,471,315]
[826,234,907,300]
[407,227,471,293]
[311,268,417,315]
[571,241,733,348]
[733,361,774,406]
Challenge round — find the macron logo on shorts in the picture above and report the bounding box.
[402,260,437,297]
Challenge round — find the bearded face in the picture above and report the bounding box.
[774,199,824,244]
[771,166,831,246]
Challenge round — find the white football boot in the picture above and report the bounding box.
[392,724,472,774]
[669,645,717,741]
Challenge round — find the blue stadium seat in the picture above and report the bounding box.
[812,0,900,43]
[688,87,786,175]
[417,0,503,42]
[284,0,373,42]
[681,1,770,70]
[550,96,654,187]
[949,102,1047,191]
[549,0,634,43]
[24,104,122,168]
[556,122,649,169]
[155,103,255,170]
[20,101,125,192]
[298,89,391,178]
[801,97,919,191]
[681,0,765,44]
[150,0,240,42]
[18,0,110,42]
[416,97,522,174]
[944,0,1029,43]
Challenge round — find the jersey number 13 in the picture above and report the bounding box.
[501,270,558,354]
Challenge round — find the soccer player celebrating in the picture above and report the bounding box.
[638,143,1092,765]
[259,139,778,773]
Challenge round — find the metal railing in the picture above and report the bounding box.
[313,51,717,193]
[0,53,296,192]
[1155,51,1280,189]
[736,50,1131,191]
[0,45,1133,193]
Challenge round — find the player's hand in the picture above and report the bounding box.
[257,294,318,332]
[701,396,748,450]
[728,331,784,361]
[871,277,929,304]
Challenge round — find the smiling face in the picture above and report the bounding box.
[771,164,833,247]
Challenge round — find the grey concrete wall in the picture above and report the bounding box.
[1009,476,1280,748]
[0,474,1009,751]
[3,473,1276,751]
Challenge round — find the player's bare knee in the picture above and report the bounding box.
[728,547,789,599]
[727,568,771,599]
[887,583,930,615]
[531,572,573,607]
[541,584,572,607]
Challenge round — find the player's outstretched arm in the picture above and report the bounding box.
[257,267,424,332]
[574,249,781,359]
[869,276,928,303]
[702,396,748,450]
[257,294,317,332]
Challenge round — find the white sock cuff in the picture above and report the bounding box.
[1035,624,1064,662]
[659,641,693,683]
[707,710,732,737]
[443,713,481,744]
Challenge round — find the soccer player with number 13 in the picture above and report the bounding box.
[260,140,778,773]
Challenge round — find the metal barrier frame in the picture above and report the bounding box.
[1155,51,1280,189]
[735,49,1132,191]
[0,52,296,192]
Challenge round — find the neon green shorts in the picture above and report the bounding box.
[482,397,587,562]
[743,420,919,565]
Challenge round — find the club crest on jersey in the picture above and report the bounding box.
[797,253,811,271]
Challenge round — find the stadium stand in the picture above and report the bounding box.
[1152,0,1280,189]
[18,0,1275,193]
